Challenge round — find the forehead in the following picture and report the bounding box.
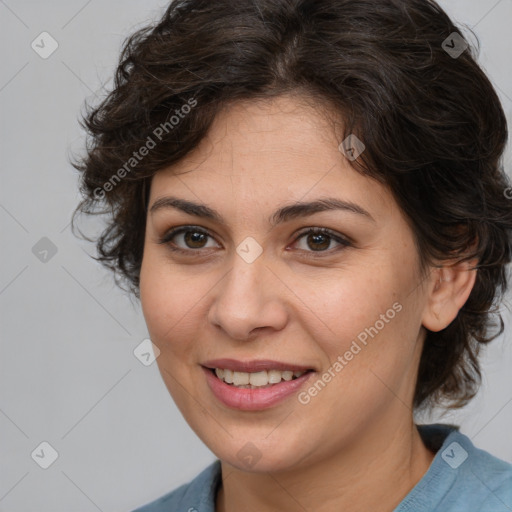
[155,95,343,172]
[149,95,394,217]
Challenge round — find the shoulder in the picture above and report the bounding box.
[131,459,222,512]
[453,429,512,510]
[410,423,512,512]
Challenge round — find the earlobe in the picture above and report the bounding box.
[422,259,478,332]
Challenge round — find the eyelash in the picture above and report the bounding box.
[157,225,352,257]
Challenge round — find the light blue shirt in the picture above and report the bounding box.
[132,424,512,512]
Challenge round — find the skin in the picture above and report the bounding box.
[139,94,477,512]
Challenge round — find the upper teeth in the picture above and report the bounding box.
[214,368,306,387]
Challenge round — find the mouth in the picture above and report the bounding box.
[201,359,316,410]
[206,367,313,389]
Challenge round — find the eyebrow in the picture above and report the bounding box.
[149,195,375,225]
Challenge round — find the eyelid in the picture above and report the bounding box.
[158,225,352,255]
[157,225,220,249]
[292,226,354,246]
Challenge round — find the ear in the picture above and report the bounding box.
[421,259,478,332]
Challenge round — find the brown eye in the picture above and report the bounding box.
[158,227,220,252]
[304,232,331,251]
[183,230,208,248]
[293,228,351,254]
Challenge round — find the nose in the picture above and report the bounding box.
[207,253,288,341]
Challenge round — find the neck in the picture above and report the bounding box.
[216,415,436,512]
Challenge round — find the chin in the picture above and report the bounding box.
[210,435,314,474]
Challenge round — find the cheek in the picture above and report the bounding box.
[301,267,399,344]
[139,250,212,359]
[140,250,184,345]
[303,260,421,384]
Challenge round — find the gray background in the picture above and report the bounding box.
[1,1,511,511]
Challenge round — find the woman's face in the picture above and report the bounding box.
[139,95,435,472]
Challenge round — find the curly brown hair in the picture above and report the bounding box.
[71,0,512,411]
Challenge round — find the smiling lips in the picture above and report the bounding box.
[214,368,307,388]
[202,358,314,372]
[203,358,313,387]
[202,358,315,410]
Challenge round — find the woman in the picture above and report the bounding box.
[72,0,512,510]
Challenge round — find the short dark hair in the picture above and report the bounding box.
[72,0,512,411]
